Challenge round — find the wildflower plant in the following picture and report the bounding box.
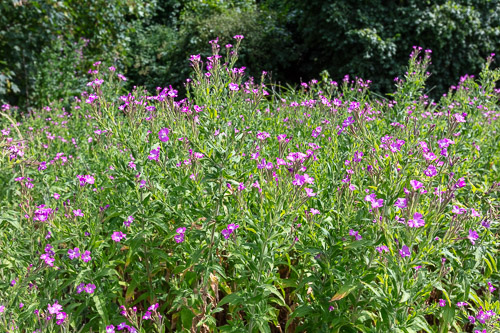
[0,37,499,332]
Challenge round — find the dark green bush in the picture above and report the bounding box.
[289,0,500,95]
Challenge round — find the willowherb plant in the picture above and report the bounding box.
[0,36,499,333]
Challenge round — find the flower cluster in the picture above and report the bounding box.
[221,223,239,239]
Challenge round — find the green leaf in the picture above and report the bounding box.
[93,295,109,326]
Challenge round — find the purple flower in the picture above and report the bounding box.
[468,230,479,245]
[148,303,159,311]
[53,193,60,200]
[227,224,239,232]
[174,233,185,243]
[437,138,455,149]
[376,245,389,253]
[455,177,466,188]
[310,208,320,215]
[488,282,496,293]
[81,250,92,263]
[399,245,411,258]
[423,151,437,161]
[438,299,446,307]
[407,212,425,228]
[106,325,116,333]
[424,165,437,177]
[76,283,85,294]
[372,198,384,209]
[76,174,95,186]
[117,322,128,331]
[394,198,407,209]
[452,205,467,215]
[73,209,84,217]
[293,174,305,186]
[47,301,62,314]
[56,311,67,325]
[124,216,134,227]
[0,305,4,313]
[470,208,481,217]
[221,229,231,239]
[304,188,316,197]
[158,128,170,142]
[365,193,376,203]
[68,247,80,260]
[410,180,423,191]
[349,229,362,240]
[111,231,126,242]
[143,311,152,320]
[228,83,239,91]
[85,283,96,294]
[148,147,160,161]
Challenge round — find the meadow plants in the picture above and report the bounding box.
[0,39,499,332]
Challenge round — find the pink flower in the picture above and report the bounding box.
[56,311,67,325]
[455,177,466,188]
[349,229,362,240]
[53,193,60,200]
[85,283,96,294]
[124,216,134,227]
[394,198,407,209]
[174,233,185,243]
[148,303,159,311]
[68,247,80,260]
[399,245,411,258]
[111,231,126,242]
[47,301,62,314]
[148,147,160,161]
[410,180,423,191]
[438,299,446,307]
[293,174,305,186]
[310,208,320,215]
[76,283,85,294]
[407,212,425,228]
[81,250,92,263]
[452,205,466,215]
[468,230,479,245]
[83,175,95,185]
[73,209,84,217]
[376,245,389,253]
[303,174,314,184]
[304,188,316,197]
[424,165,437,177]
[143,311,152,320]
[454,113,466,123]
[158,128,170,142]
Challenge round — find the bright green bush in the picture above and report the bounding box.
[0,38,499,332]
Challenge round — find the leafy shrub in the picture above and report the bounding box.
[0,38,499,332]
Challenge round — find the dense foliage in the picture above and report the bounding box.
[1,0,499,107]
[1,37,499,332]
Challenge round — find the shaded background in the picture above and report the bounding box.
[1,0,499,108]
